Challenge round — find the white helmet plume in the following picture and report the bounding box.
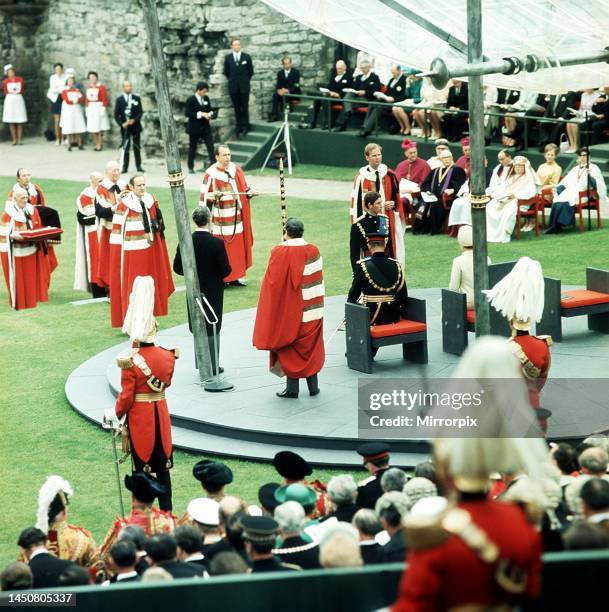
[36,475,73,533]
[122,276,157,343]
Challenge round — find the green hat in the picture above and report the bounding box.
[274,483,317,507]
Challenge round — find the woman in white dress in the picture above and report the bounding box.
[85,71,110,151]
[59,76,86,150]
[2,64,28,145]
[412,77,448,139]
[47,62,67,145]
[486,155,539,243]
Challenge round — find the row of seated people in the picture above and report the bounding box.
[300,57,609,148]
[391,139,607,241]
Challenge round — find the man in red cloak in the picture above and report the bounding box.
[253,218,324,399]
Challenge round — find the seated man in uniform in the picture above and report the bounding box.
[347,227,408,358]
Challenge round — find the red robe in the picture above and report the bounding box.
[395,157,431,186]
[109,191,174,328]
[96,177,129,288]
[8,182,57,273]
[351,164,404,266]
[74,186,101,291]
[253,239,325,378]
[456,154,471,177]
[200,162,253,282]
[392,499,542,611]
[114,345,178,471]
[0,201,51,310]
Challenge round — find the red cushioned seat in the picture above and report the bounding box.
[466,309,475,324]
[331,104,342,111]
[370,319,427,338]
[354,107,369,113]
[560,289,609,309]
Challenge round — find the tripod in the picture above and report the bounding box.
[260,105,299,174]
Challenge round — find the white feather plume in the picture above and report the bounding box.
[36,476,73,533]
[483,257,545,324]
[122,276,156,343]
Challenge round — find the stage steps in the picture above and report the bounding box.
[224,122,279,171]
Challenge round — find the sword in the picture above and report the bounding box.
[111,429,126,517]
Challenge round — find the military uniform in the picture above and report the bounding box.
[392,496,542,611]
[46,522,103,580]
[349,212,394,272]
[347,252,408,326]
[355,443,392,510]
[510,331,552,432]
[241,515,300,572]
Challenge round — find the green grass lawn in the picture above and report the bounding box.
[0,174,608,566]
[255,163,357,181]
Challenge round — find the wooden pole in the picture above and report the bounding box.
[141,0,212,380]
[467,0,490,335]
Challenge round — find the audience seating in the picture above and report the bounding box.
[345,298,428,374]
[515,196,542,239]
[441,261,517,355]
[538,267,609,342]
[575,188,601,232]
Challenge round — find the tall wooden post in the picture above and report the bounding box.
[467,0,490,335]
[141,0,212,380]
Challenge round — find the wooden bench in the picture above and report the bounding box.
[538,268,609,342]
[345,298,427,374]
[441,261,517,355]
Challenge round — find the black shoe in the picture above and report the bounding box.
[136,167,145,172]
[267,115,279,122]
[121,168,128,174]
[359,129,371,137]
[188,167,195,174]
[276,389,299,399]
[309,388,320,397]
[544,227,556,235]
[333,124,346,132]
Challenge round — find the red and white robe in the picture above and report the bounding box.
[109,191,175,327]
[0,201,51,310]
[199,162,253,282]
[351,164,404,267]
[74,186,101,292]
[8,182,58,273]
[96,177,128,288]
[253,239,325,379]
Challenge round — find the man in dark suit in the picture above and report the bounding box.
[114,80,144,173]
[185,81,216,174]
[145,534,204,578]
[333,59,381,132]
[353,509,385,565]
[377,492,408,562]
[223,38,254,136]
[173,205,231,373]
[17,527,74,589]
[269,56,301,122]
[540,90,579,147]
[444,79,469,141]
[106,541,140,584]
[309,59,353,129]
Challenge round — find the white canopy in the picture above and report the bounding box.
[262,0,609,93]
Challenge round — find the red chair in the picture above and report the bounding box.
[515,196,541,239]
[539,186,555,229]
[575,188,601,232]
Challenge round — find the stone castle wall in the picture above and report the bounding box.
[0,0,335,151]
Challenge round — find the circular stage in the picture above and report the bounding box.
[65,289,609,467]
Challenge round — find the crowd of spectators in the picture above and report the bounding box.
[2,434,609,601]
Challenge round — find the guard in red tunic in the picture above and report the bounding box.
[104,276,178,510]
[392,399,547,611]
[253,218,324,399]
[108,173,174,328]
[485,256,553,432]
[99,472,177,567]
[200,143,257,286]
[8,168,59,273]
[74,171,105,297]
[0,187,52,310]
[351,143,404,267]
[95,160,129,289]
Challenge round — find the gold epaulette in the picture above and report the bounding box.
[537,334,553,346]
[116,353,134,369]
[401,514,450,551]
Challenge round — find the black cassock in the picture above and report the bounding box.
[413,164,466,235]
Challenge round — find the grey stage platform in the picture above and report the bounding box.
[65,289,609,468]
